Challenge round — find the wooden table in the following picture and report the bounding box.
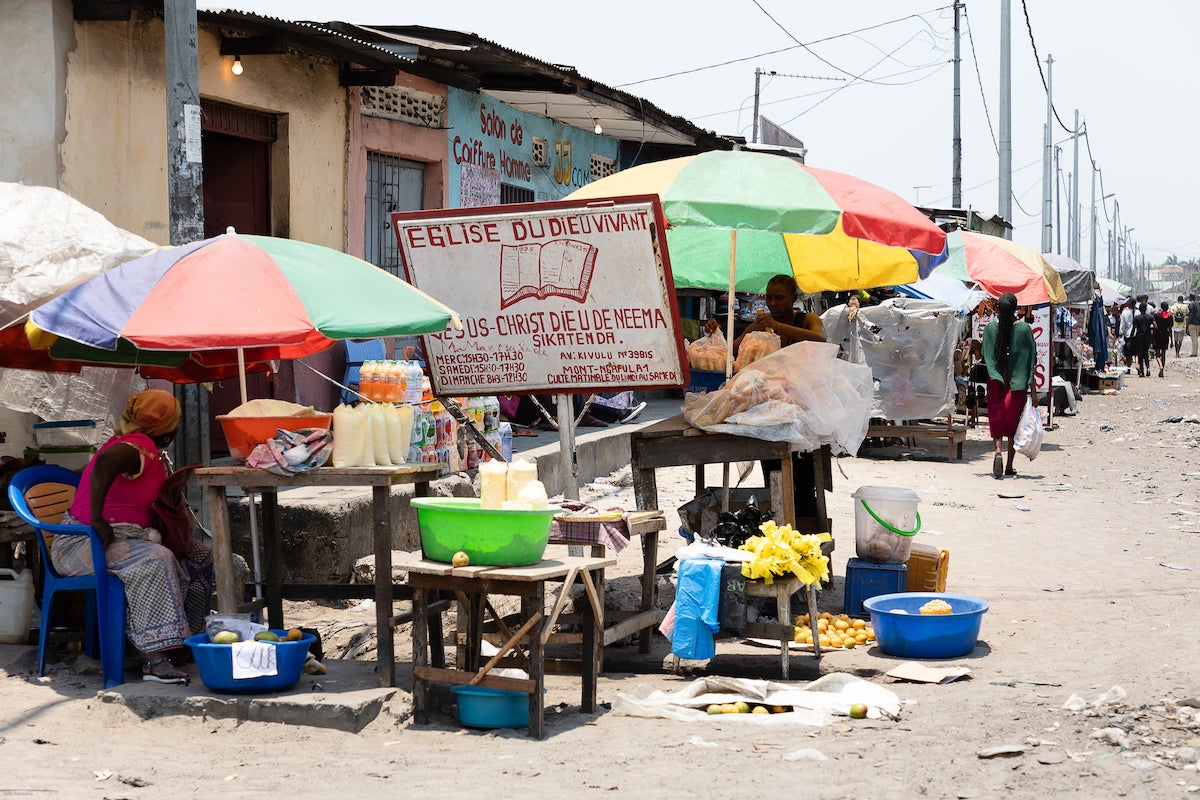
[196,464,442,688]
[629,415,831,667]
[865,418,967,461]
[398,551,614,739]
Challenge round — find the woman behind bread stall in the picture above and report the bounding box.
[704,274,826,352]
[56,389,226,681]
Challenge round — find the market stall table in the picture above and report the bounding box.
[629,414,832,660]
[197,463,443,688]
[398,550,614,739]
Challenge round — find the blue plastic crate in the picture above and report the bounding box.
[844,558,907,618]
[686,369,726,394]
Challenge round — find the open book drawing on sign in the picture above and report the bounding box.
[499,239,597,309]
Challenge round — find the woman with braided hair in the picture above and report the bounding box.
[981,293,1038,478]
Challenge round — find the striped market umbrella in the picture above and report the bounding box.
[30,230,460,397]
[934,230,1066,305]
[565,149,948,294]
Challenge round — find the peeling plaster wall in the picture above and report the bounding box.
[60,13,348,251]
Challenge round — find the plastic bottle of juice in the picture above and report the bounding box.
[393,361,407,404]
[420,375,433,405]
[483,395,500,432]
[430,401,445,446]
[358,360,376,401]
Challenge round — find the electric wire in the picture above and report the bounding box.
[1020,0,1076,135]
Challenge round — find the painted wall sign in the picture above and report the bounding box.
[446,87,618,206]
[393,197,688,395]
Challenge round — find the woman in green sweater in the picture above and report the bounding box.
[981,292,1038,478]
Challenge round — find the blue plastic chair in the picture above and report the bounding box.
[342,338,386,403]
[7,464,127,688]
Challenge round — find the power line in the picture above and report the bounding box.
[1020,0,1076,134]
[962,6,998,155]
[751,0,948,86]
[615,5,950,88]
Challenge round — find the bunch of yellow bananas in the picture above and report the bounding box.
[738,520,831,586]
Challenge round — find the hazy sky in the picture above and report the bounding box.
[199,1,1200,271]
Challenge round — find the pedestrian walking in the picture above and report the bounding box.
[981,292,1037,479]
[1187,293,1200,357]
[1119,298,1136,370]
[1130,299,1153,378]
[1169,295,1189,357]
[1153,301,1173,378]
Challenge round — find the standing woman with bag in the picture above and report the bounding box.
[981,292,1038,478]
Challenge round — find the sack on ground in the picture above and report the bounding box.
[1013,397,1044,460]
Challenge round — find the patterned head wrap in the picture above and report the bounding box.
[117,389,180,438]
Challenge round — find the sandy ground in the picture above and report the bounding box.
[3,356,1200,799]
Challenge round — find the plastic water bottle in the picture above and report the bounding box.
[499,422,513,462]
[483,395,500,432]
[406,362,423,404]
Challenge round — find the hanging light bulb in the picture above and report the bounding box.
[231,56,243,76]
[593,119,603,135]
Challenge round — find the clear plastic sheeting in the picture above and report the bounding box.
[822,298,962,422]
[682,341,873,455]
[0,366,135,436]
[0,182,154,330]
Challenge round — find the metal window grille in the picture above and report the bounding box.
[500,183,535,204]
[365,152,425,275]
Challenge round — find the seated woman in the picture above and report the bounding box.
[55,389,220,682]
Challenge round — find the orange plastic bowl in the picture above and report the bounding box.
[216,414,332,462]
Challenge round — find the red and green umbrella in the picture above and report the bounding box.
[566,150,947,293]
[934,230,1066,305]
[28,230,460,393]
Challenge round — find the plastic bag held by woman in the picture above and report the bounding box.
[686,329,729,372]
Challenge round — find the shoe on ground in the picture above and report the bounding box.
[578,415,608,428]
[620,401,648,424]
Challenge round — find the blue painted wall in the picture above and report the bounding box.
[447,87,619,207]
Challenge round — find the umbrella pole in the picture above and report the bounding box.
[248,492,264,603]
[722,231,738,513]
[237,347,248,405]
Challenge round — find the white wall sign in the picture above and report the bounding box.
[393,197,688,396]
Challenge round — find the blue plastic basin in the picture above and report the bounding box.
[451,684,530,729]
[185,630,315,693]
[863,593,988,658]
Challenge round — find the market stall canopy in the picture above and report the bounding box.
[893,272,990,314]
[564,150,948,294]
[1098,277,1131,305]
[1041,252,1096,304]
[933,230,1066,305]
[0,182,154,330]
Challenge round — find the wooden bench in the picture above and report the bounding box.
[865,418,968,462]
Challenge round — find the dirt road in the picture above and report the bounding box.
[2,358,1198,799]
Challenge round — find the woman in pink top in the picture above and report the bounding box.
[56,390,214,682]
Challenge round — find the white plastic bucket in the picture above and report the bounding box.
[0,568,35,644]
[852,486,921,563]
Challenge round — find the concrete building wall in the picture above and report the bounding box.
[60,14,349,251]
[0,0,71,186]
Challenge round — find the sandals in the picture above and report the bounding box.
[142,657,189,684]
[992,452,1004,479]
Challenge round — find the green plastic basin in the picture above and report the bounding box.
[411,497,557,566]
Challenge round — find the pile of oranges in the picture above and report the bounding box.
[793,612,875,649]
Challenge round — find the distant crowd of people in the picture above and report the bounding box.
[1108,292,1200,378]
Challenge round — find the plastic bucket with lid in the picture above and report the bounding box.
[851,486,920,563]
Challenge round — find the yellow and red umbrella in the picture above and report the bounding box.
[935,230,1066,305]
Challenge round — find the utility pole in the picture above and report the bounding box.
[164,0,208,478]
[1071,110,1081,260]
[1088,165,1097,271]
[952,0,962,208]
[1040,55,1054,253]
[752,68,761,144]
[998,0,1013,237]
[1054,146,1062,254]
[1111,200,1120,284]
